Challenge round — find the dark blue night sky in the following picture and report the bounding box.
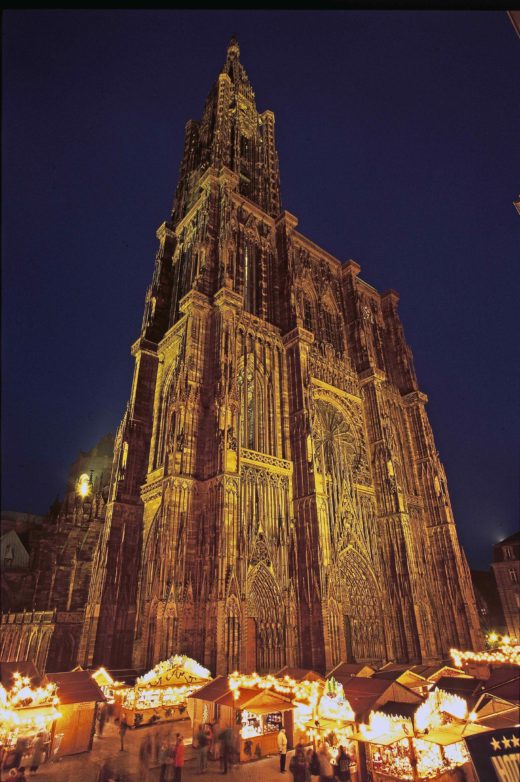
[2,11,519,569]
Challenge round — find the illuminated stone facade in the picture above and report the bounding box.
[0,434,113,672]
[79,38,482,675]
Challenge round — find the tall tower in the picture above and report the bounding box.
[79,38,482,673]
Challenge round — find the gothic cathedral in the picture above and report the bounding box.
[78,38,482,675]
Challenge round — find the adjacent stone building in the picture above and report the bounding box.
[0,434,114,671]
[491,532,520,641]
[78,39,482,675]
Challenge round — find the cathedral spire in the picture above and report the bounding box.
[171,37,281,223]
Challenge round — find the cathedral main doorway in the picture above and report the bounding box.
[336,549,386,664]
[246,563,285,673]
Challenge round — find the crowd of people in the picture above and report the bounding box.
[286,739,351,782]
[97,729,186,782]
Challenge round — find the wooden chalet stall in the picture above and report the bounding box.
[0,662,60,772]
[46,670,106,757]
[119,655,211,728]
[189,675,297,762]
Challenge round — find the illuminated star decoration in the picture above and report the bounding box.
[501,736,511,749]
[510,735,520,748]
[490,738,501,751]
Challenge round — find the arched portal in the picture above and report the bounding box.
[246,564,285,673]
[336,548,386,664]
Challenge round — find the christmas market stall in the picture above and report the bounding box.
[305,677,360,782]
[45,671,106,757]
[355,688,488,781]
[0,663,61,773]
[119,655,212,728]
[275,667,325,744]
[230,671,327,759]
[190,673,305,762]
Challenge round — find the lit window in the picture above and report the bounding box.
[509,568,518,584]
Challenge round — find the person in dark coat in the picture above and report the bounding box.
[335,747,351,782]
[119,717,128,751]
[289,741,308,782]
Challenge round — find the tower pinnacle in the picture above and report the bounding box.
[227,35,240,60]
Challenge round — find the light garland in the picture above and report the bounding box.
[228,671,321,706]
[360,711,413,744]
[6,673,59,709]
[450,644,520,668]
[415,689,467,733]
[137,654,211,686]
[0,674,61,751]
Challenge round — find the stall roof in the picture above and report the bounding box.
[106,669,141,686]
[0,661,42,688]
[189,675,230,703]
[327,662,376,679]
[342,678,422,721]
[217,688,261,709]
[480,667,520,703]
[276,667,325,682]
[378,701,420,720]
[410,664,471,681]
[433,676,480,698]
[372,669,429,689]
[474,695,520,730]
[46,671,106,705]
[240,689,294,715]
[433,672,520,705]
[417,722,488,746]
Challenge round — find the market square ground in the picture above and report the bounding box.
[20,718,287,782]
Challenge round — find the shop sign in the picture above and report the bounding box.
[465,727,519,782]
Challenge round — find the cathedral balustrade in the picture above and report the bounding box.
[1,609,56,626]
[240,447,292,475]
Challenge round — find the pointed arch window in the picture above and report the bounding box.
[303,295,315,332]
[244,243,257,314]
[329,600,342,667]
[238,354,267,452]
[225,598,241,673]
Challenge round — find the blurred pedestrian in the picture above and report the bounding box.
[174,735,185,782]
[29,732,46,773]
[196,725,209,773]
[336,746,350,782]
[317,743,334,782]
[97,705,107,737]
[289,741,308,782]
[139,734,153,782]
[119,717,128,751]
[97,758,116,782]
